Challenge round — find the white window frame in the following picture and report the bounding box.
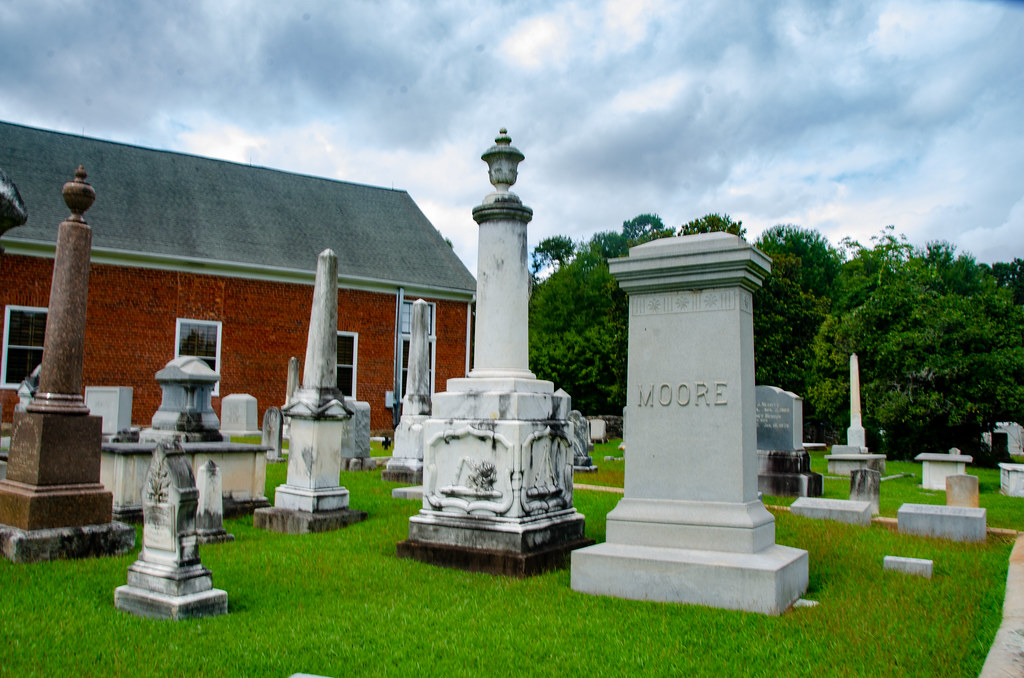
[2,305,48,389]
[337,331,358,399]
[174,318,222,396]
[400,300,436,395]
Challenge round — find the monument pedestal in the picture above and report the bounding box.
[757,450,823,497]
[254,408,367,534]
[0,411,135,562]
[826,447,886,475]
[398,378,593,576]
[383,414,427,484]
[571,233,808,614]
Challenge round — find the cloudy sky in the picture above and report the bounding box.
[2,0,1023,273]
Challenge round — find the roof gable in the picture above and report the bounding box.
[0,121,476,294]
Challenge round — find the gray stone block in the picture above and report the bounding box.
[897,503,986,542]
[391,486,423,501]
[883,555,933,578]
[850,468,880,515]
[790,498,872,526]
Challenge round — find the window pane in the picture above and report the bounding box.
[337,366,353,397]
[4,346,43,384]
[179,323,217,358]
[337,334,354,366]
[8,310,46,348]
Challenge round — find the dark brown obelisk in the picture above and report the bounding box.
[0,166,134,563]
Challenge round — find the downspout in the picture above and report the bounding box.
[392,286,405,429]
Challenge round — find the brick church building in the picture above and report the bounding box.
[0,121,476,433]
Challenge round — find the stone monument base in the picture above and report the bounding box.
[397,536,595,577]
[571,542,808,615]
[398,510,592,577]
[0,479,115,530]
[757,450,823,497]
[197,529,235,545]
[825,452,886,475]
[114,585,228,620]
[574,463,598,473]
[0,520,135,563]
[381,468,423,484]
[253,506,367,534]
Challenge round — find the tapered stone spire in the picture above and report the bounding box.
[28,166,95,415]
[846,353,866,448]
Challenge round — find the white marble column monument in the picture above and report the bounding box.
[825,353,886,475]
[384,299,432,484]
[254,249,366,533]
[397,130,592,576]
[571,232,808,614]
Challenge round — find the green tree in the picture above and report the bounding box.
[679,213,746,238]
[753,225,841,401]
[622,213,673,245]
[808,235,1024,463]
[531,234,576,278]
[988,258,1024,305]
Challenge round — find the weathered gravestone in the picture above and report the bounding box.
[84,386,134,440]
[398,130,591,576]
[755,386,821,497]
[569,410,596,471]
[140,357,223,443]
[220,393,259,437]
[341,400,374,470]
[196,460,234,544]
[571,232,808,614]
[946,474,979,508]
[384,299,432,484]
[850,468,880,515]
[254,249,366,534]
[0,166,134,563]
[114,441,228,619]
[262,407,285,463]
[588,418,607,444]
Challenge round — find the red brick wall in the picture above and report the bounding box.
[0,253,470,432]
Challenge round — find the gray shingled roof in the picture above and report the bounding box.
[0,121,475,294]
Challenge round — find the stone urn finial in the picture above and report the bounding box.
[62,165,96,224]
[481,128,525,200]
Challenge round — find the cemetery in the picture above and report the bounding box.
[1,133,1023,676]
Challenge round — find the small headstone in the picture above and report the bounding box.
[946,474,979,508]
[262,407,285,463]
[341,400,371,461]
[220,393,259,435]
[196,460,234,544]
[588,418,606,444]
[84,386,133,436]
[883,555,933,578]
[569,410,596,471]
[114,441,228,619]
[791,497,872,526]
[850,468,881,515]
[897,503,986,542]
[755,386,822,497]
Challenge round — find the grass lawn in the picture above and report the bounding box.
[0,444,1017,677]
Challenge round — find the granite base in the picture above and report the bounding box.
[0,520,135,563]
[253,506,367,534]
[381,468,423,484]
[396,536,595,577]
[114,584,228,620]
[825,453,886,476]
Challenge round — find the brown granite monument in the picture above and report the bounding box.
[0,166,135,563]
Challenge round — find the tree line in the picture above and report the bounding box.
[529,214,1024,464]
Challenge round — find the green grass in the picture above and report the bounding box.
[0,453,1017,677]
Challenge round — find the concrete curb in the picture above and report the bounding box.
[980,533,1024,677]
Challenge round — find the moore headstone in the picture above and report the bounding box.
[571,232,808,615]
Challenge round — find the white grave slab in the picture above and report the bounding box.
[916,449,972,491]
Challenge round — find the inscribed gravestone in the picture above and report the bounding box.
[262,407,284,462]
